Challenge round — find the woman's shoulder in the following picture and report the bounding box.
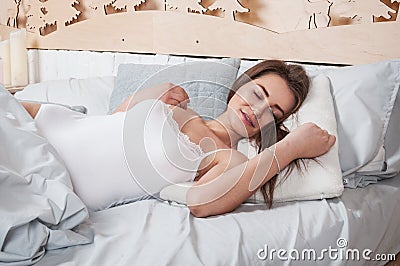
[169,105,203,130]
[169,104,201,118]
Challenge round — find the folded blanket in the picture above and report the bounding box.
[0,86,93,265]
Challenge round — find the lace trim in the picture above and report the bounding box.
[160,103,205,158]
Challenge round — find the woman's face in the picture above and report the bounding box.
[227,73,296,138]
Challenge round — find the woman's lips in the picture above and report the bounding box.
[241,110,255,128]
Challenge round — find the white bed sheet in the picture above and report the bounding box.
[37,174,400,266]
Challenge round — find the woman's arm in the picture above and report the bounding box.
[20,102,41,119]
[187,123,336,218]
[112,82,190,114]
[187,140,293,217]
[20,82,188,118]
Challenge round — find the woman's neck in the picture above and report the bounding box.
[205,113,242,149]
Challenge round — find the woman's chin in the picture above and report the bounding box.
[236,126,257,140]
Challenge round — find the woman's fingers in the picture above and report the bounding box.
[162,86,190,109]
[170,91,189,103]
[328,134,336,146]
[164,96,188,109]
[172,86,190,102]
[165,97,180,106]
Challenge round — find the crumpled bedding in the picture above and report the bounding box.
[0,86,93,265]
[37,176,400,266]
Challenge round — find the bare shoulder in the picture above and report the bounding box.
[170,106,248,162]
[169,106,249,180]
[169,106,222,146]
[169,106,201,123]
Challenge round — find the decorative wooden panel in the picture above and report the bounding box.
[0,0,399,65]
[2,0,399,34]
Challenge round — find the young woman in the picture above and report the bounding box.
[21,60,335,217]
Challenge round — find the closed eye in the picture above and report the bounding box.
[254,91,263,99]
[258,84,285,117]
[268,106,282,120]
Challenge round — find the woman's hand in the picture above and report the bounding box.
[158,82,190,109]
[135,82,190,109]
[113,82,190,114]
[284,122,336,159]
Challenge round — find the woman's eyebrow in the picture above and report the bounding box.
[258,84,285,116]
[258,84,269,97]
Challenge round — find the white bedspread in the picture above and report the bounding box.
[0,87,93,265]
[37,175,400,266]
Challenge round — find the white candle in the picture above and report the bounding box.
[0,59,4,85]
[10,29,28,87]
[0,40,11,86]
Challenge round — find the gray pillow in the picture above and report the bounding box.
[109,58,241,119]
[323,59,400,188]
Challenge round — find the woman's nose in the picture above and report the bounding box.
[252,101,271,118]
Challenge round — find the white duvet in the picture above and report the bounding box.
[0,86,93,265]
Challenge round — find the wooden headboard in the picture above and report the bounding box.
[0,0,399,65]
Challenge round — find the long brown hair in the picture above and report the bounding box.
[227,60,310,208]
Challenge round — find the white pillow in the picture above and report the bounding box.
[14,76,115,115]
[160,74,344,204]
[250,74,343,202]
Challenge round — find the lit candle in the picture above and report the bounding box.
[0,40,11,86]
[10,29,28,87]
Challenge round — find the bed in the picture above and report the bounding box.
[1,1,400,265]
